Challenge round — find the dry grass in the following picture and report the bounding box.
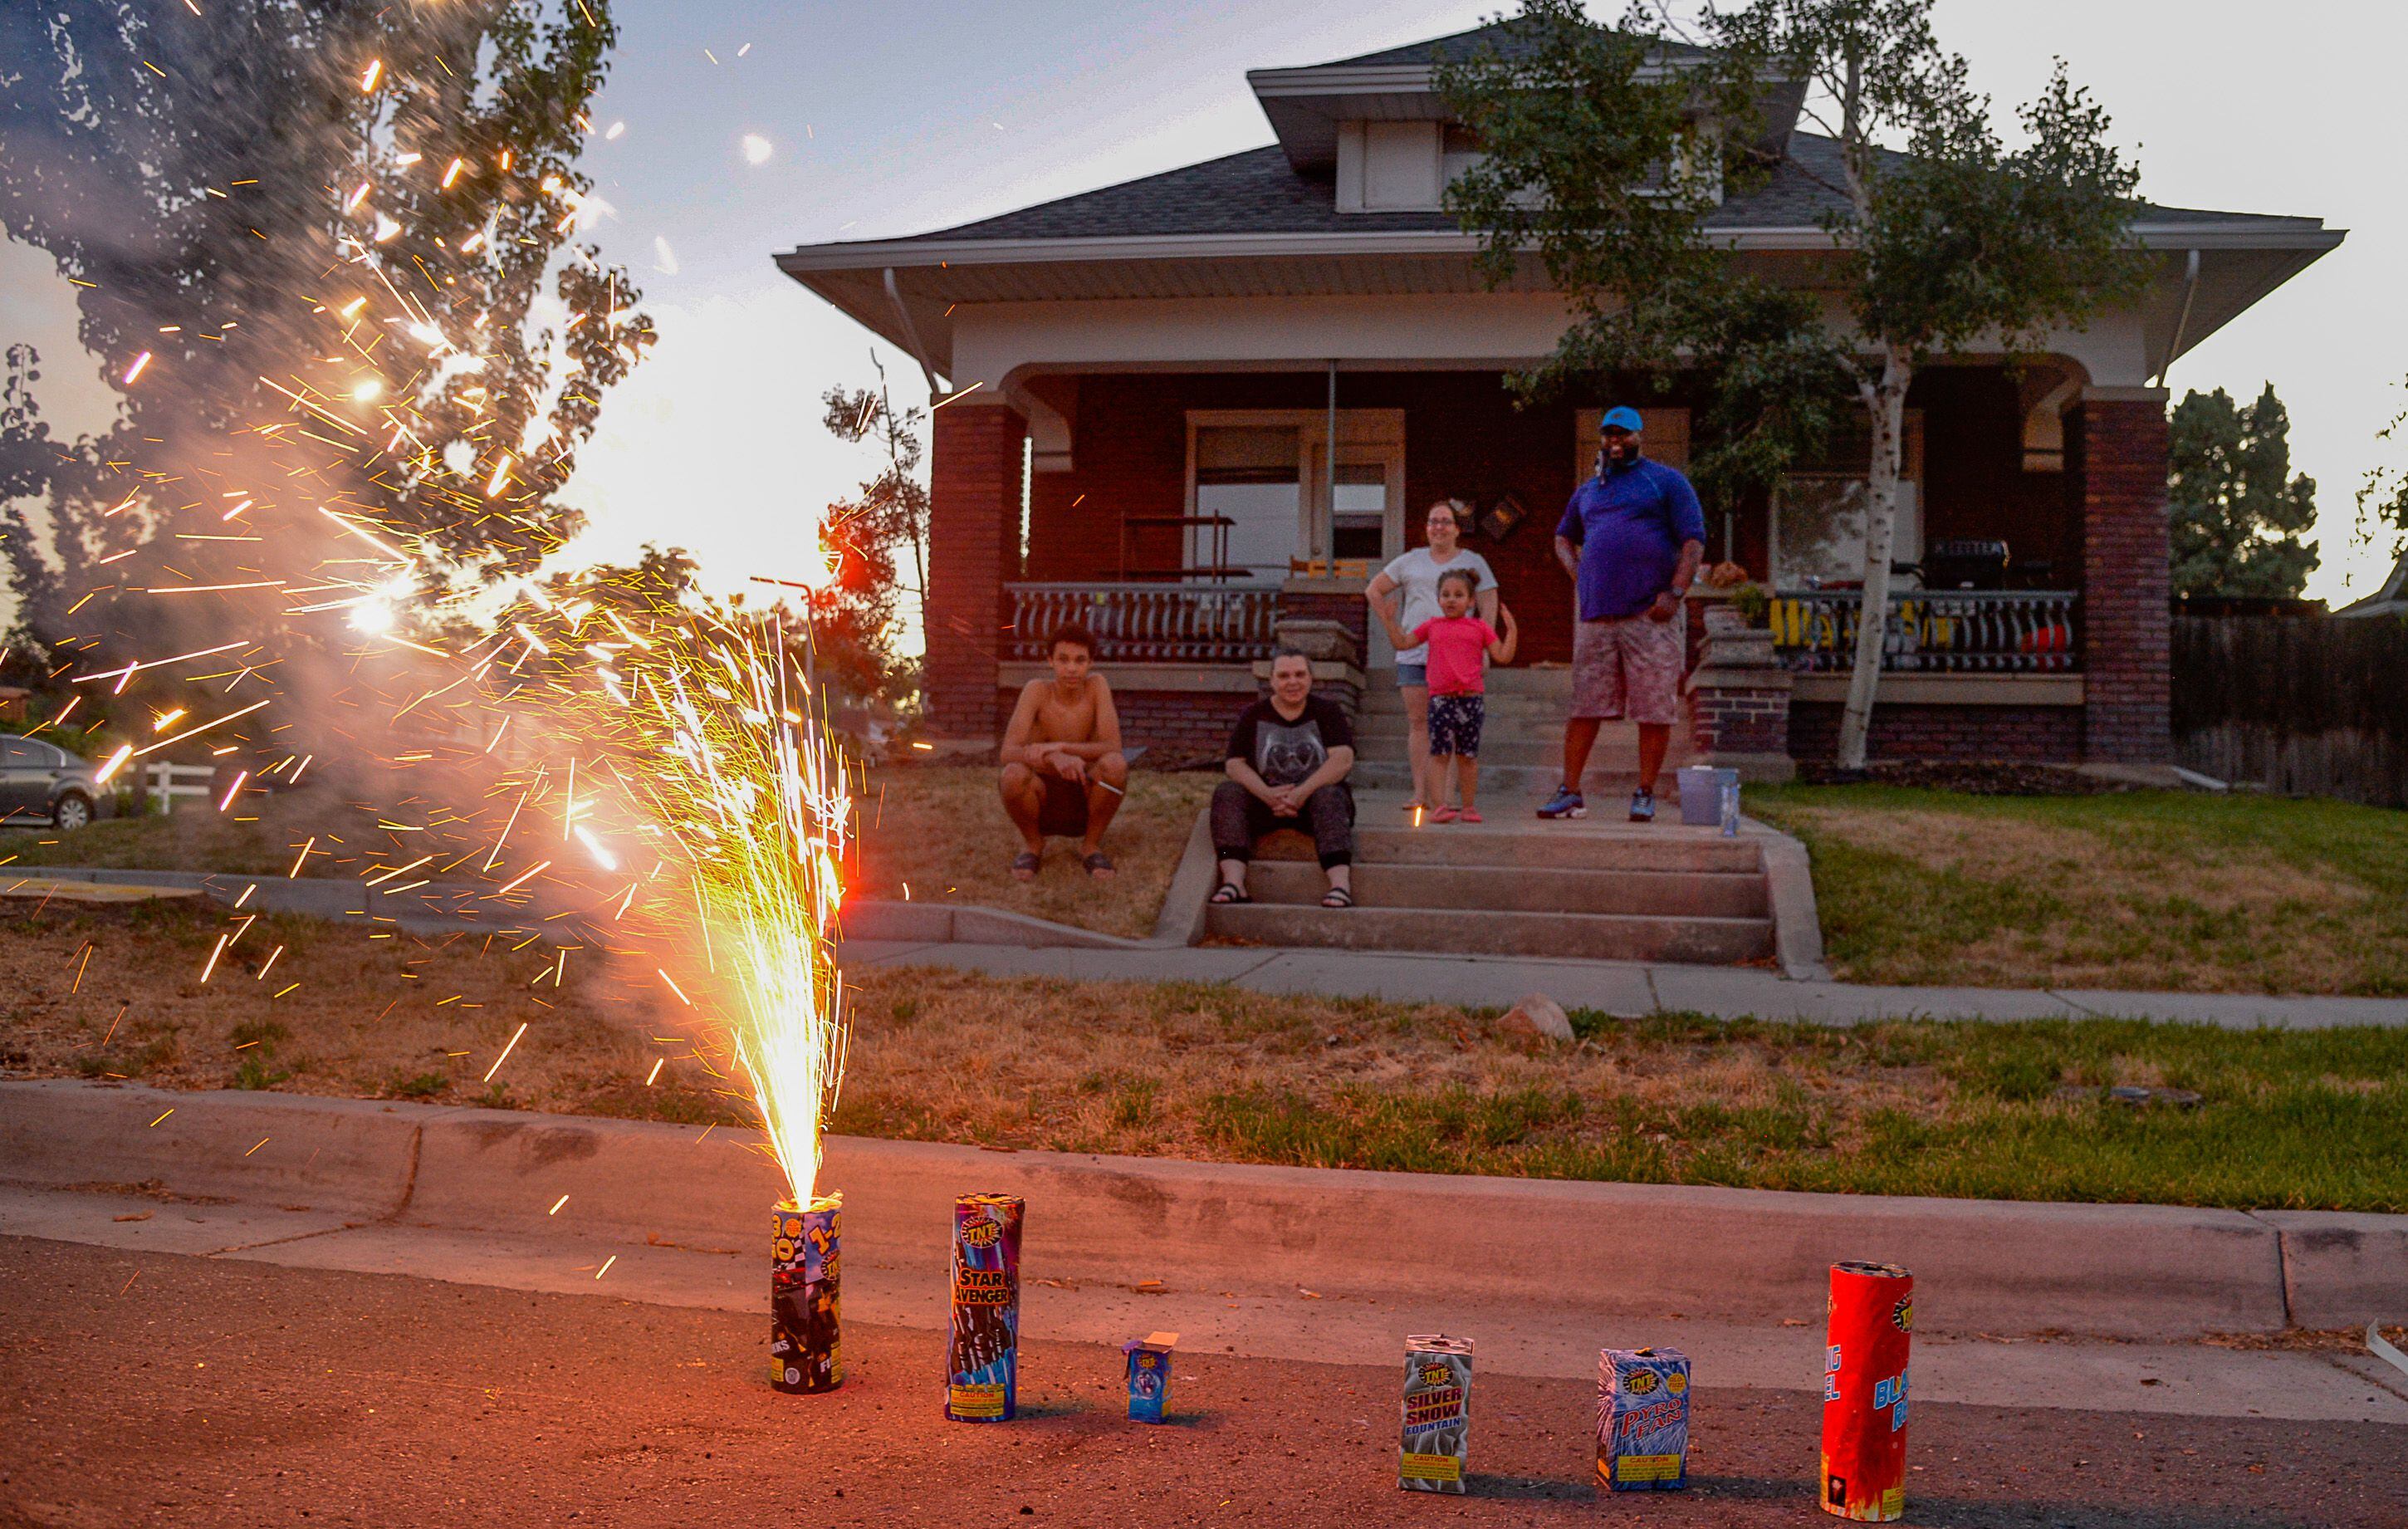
[0,894,714,1122]
[8,898,2405,1211]
[849,764,1215,939]
[1749,786,2408,995]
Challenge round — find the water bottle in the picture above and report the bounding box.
[1719,778,1741,837]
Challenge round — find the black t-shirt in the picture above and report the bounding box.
[1225,695,1353,787]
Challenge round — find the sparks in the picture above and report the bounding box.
[482,1022,529,1082]
[122,351,152,385]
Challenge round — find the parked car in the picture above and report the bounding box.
[0,733,114,831]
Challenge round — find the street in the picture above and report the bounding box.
[0,1237,2400,1528]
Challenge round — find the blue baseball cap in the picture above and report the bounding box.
[1599,406,1644,434]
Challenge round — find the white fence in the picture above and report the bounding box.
[142,760,218,814]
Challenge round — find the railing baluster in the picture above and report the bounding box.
[1001,581,1282,664]
[1771,589,2081,674]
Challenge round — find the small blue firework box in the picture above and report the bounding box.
[1598,1347,1691,1492]
[1123,1331,1177,1423]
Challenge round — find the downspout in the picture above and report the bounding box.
[2151,249,2201,388]
[883,267,943,400]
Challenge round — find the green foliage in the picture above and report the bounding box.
[2169,385,2318,598]
[1435,1,1852,510]
[2362,381,2408,566]
[0,0,648,674]
[390,1071,449,1100]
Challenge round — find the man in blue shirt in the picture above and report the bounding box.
[1539,406,1707,823]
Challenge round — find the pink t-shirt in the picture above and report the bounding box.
[1410,615,1499,696]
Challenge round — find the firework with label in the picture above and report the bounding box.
[770,1196,842,1394]
[1820,1261,1915,1522]
[946,1193,1025,1421]
[1398,1335,1474,1493]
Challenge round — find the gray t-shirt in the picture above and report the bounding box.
[1378,547,1498,666]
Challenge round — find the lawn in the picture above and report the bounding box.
[7,894,2403,1213]
[849,764,1215,939]
[1747,784,2408,996]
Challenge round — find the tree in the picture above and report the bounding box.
[2364,382,2408,569]
[0,0,649,683]
[2167,384,2317,600]
[1441,0,2151,770]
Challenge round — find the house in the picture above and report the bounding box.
[2334,553,2407,620]
[776,22,2340,770]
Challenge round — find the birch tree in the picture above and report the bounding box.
[1444,0,2150,769]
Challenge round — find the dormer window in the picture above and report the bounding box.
[1335,120,1443,212]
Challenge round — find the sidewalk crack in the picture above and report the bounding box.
[204,1220,368,1258]
[1643,968,1664,1013]
[2049,989,2107,1018]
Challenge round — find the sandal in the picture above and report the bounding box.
[1431,806,1461,824]
[1320,886,1355,909]
[1460,809,1484,824]
[1083,851,1116,880]
[1211,882,1252,904]
[1010,850,1040,881]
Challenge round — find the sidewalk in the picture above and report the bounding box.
[838,938,2408,1029]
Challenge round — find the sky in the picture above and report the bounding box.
[5,0,2403,610]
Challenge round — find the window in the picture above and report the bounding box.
[1330,464,1388,561]
[1192,425,1301,580]
[1771,476,1922,588]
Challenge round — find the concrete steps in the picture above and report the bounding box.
[1203,796,1777,963]
[1243,860,1768,918]
[1206,901,1774,963]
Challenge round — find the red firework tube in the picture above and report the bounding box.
[1819,1261,1914,1522]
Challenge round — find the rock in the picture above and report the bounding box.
[1495,992,1574,1046]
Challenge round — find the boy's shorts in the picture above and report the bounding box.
[1427,693,1485,757]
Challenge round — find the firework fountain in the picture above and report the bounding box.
[11,3,857,1389]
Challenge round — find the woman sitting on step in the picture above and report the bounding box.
[1208,648,1358,909]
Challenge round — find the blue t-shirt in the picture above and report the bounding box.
[1556,455,1708,621]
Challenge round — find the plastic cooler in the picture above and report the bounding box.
[1677,767,1740,826]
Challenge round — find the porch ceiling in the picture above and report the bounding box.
[780,222,2340,390]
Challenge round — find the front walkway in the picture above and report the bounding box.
[837,938,2408,1030]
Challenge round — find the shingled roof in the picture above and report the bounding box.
[891,129,2304,247]
[1314,19,1711,69]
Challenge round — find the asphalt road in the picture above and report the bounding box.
[0,1237,2401,1529]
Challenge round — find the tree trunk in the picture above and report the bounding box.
[1835,348,1913,772]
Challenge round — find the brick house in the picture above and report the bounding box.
[776,23,2338,771]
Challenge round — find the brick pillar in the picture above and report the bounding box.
[924,403,1025,748]
[2071,388,2171,763]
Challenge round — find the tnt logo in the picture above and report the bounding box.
[1419,1363,1452,1386]
[1627,1370,1659,1396]
[1892,1296,1914,1334]
[960,1219,1003,1248]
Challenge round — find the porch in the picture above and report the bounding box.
[928,364,2169,769]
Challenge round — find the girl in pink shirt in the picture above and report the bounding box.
[1381,568,1518,821]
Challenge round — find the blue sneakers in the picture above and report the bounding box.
[1628,789,1656,823]
[1536,785,1586,820]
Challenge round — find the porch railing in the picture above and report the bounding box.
[1770,589,2080,673]
[1005,581,1281,664]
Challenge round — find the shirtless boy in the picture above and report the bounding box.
[998,623,1128,880]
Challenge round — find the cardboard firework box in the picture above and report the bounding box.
[1820,1261,1915,1522]
[770,1194,841,1394]
[946,1193,1025,1423]
[1123,1331,1179,1424]
[1398,1335,1474,1493]
[1597,1346,1691,1491]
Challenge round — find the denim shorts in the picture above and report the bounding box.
[1396,663,1429,689]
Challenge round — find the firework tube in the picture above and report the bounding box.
[770,1195,842,1394]
[947,1193,1024,1422]
[1820,1260,1914,1521]
[1398,1335,1473,1492]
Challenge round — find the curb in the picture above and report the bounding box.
[4,1081,2400,1338]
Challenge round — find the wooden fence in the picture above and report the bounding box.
[2171,614,2408,807]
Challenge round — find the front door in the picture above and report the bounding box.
[1329,457,1406,669]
